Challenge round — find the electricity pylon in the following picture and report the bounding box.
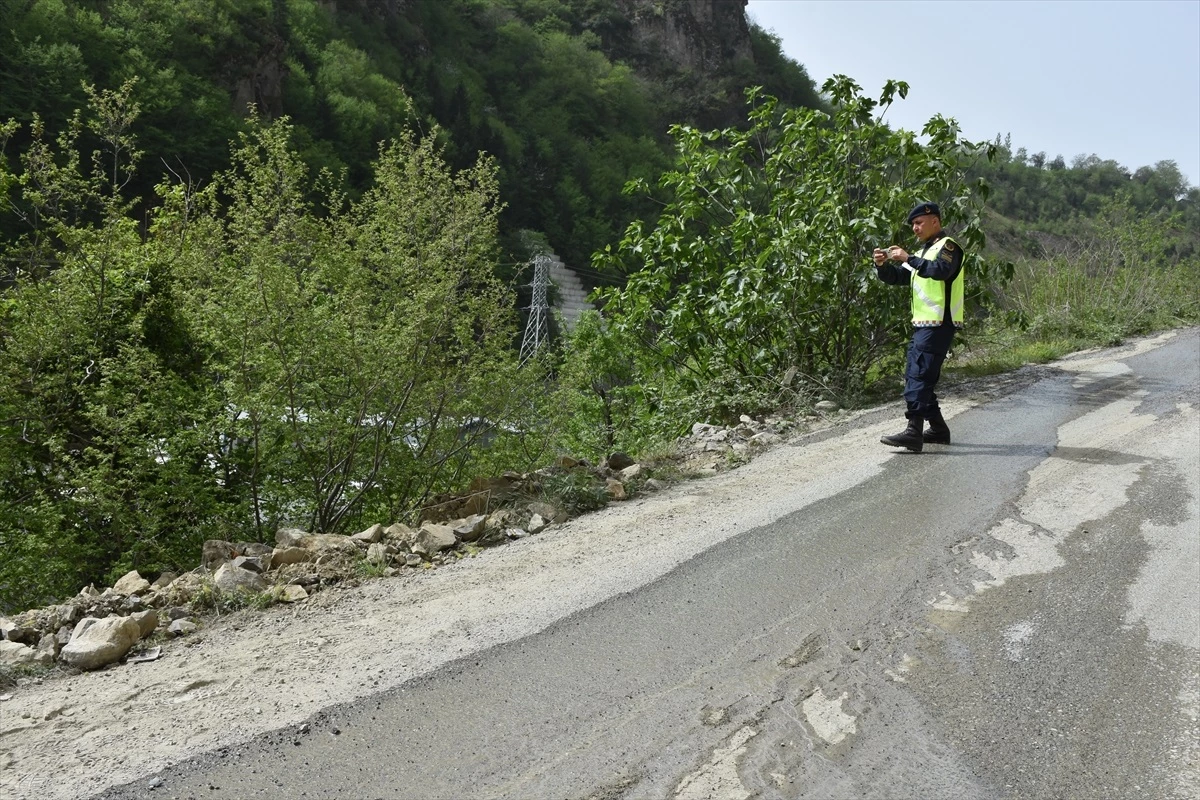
[519,254,551,364]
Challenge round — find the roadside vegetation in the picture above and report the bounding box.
[944,197,1198,381]
[0,1,1196,615]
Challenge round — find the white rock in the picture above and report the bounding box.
[232,555,268,573]
[412,524,457,556]
[527,514,547,534]
[815,400,840,412]
[451,514,487,542]
[384,523,417,548]
[150,572,177,589]
[278,585,309,603]
[749,432,782,447]
[167,619,198,637]
[366,543,389,565]
[131,610,159,639]
[270,546,311,569]
[299,533,357,554]
[112,570,151,596]
[351,524,384,544]
[35,633,59,662]
[60,616,143,670]
[619,464,644,480]
[0,640,40,666]
[527,502,564,524]
[275,527,308,547]
[213,563,268,595]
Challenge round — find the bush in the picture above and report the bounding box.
[594,78,1009,426]
[549,311,663,461]
[1010,196,1200,344]
[0,90,527,610]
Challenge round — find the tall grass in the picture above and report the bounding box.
[949,198,1199,378]
[1012,243,1199,346]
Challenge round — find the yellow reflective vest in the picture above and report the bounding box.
[911,236,964,327]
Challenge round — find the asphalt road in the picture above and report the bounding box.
[97,330,1200,800]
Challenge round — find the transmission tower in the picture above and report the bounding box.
[519,254,551,364]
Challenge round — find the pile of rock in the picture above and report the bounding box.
[545,450,662,501]
[0,580,165,672]
[1,435,800,676]
[680,414,797,472]
[0,497,585,673]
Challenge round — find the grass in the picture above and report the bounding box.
[539,470,610,515]
[938,242,1198,383]
[947,332,1082,379]
[354,558,390,579]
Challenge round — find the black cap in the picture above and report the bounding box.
[906,202,940,223]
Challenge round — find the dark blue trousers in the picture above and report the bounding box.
[903,324,956,420]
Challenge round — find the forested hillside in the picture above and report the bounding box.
[0,0,821,269]
[2,0,1192,268]
[0,0,1196,613]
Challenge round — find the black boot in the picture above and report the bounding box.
[923,409,951,444]
[881,418,924,452]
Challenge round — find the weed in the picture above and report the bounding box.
[0,662,55,691]
[354,558,390,579]
[210,589,277,613]
[647,463,687,484]
[188,577,220,613]
[724,449,750,469]
[949,332,1079,378]
[539,470,609,515]
[636,440,682,469]
[247,591,278,611]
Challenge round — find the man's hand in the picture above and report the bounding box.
[872,247,887,266]
[887,246,909,261]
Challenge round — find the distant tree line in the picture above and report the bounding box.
[970,133,1197,247]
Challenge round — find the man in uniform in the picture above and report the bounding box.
[872,202,964,453]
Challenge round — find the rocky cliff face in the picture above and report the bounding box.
[233,37,286,118]
[231,1,756,119]
[617,0,753,75]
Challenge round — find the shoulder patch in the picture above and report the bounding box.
[942,241,956,252]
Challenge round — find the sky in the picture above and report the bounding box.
[744,0,1200,188]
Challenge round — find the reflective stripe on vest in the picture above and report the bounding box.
[911,235,964,327]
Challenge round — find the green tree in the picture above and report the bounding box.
[551,310,658,459]
[0,81,219,608]
[0,88,538,610]
[181,118,525,534]
[595,78,1005,420]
